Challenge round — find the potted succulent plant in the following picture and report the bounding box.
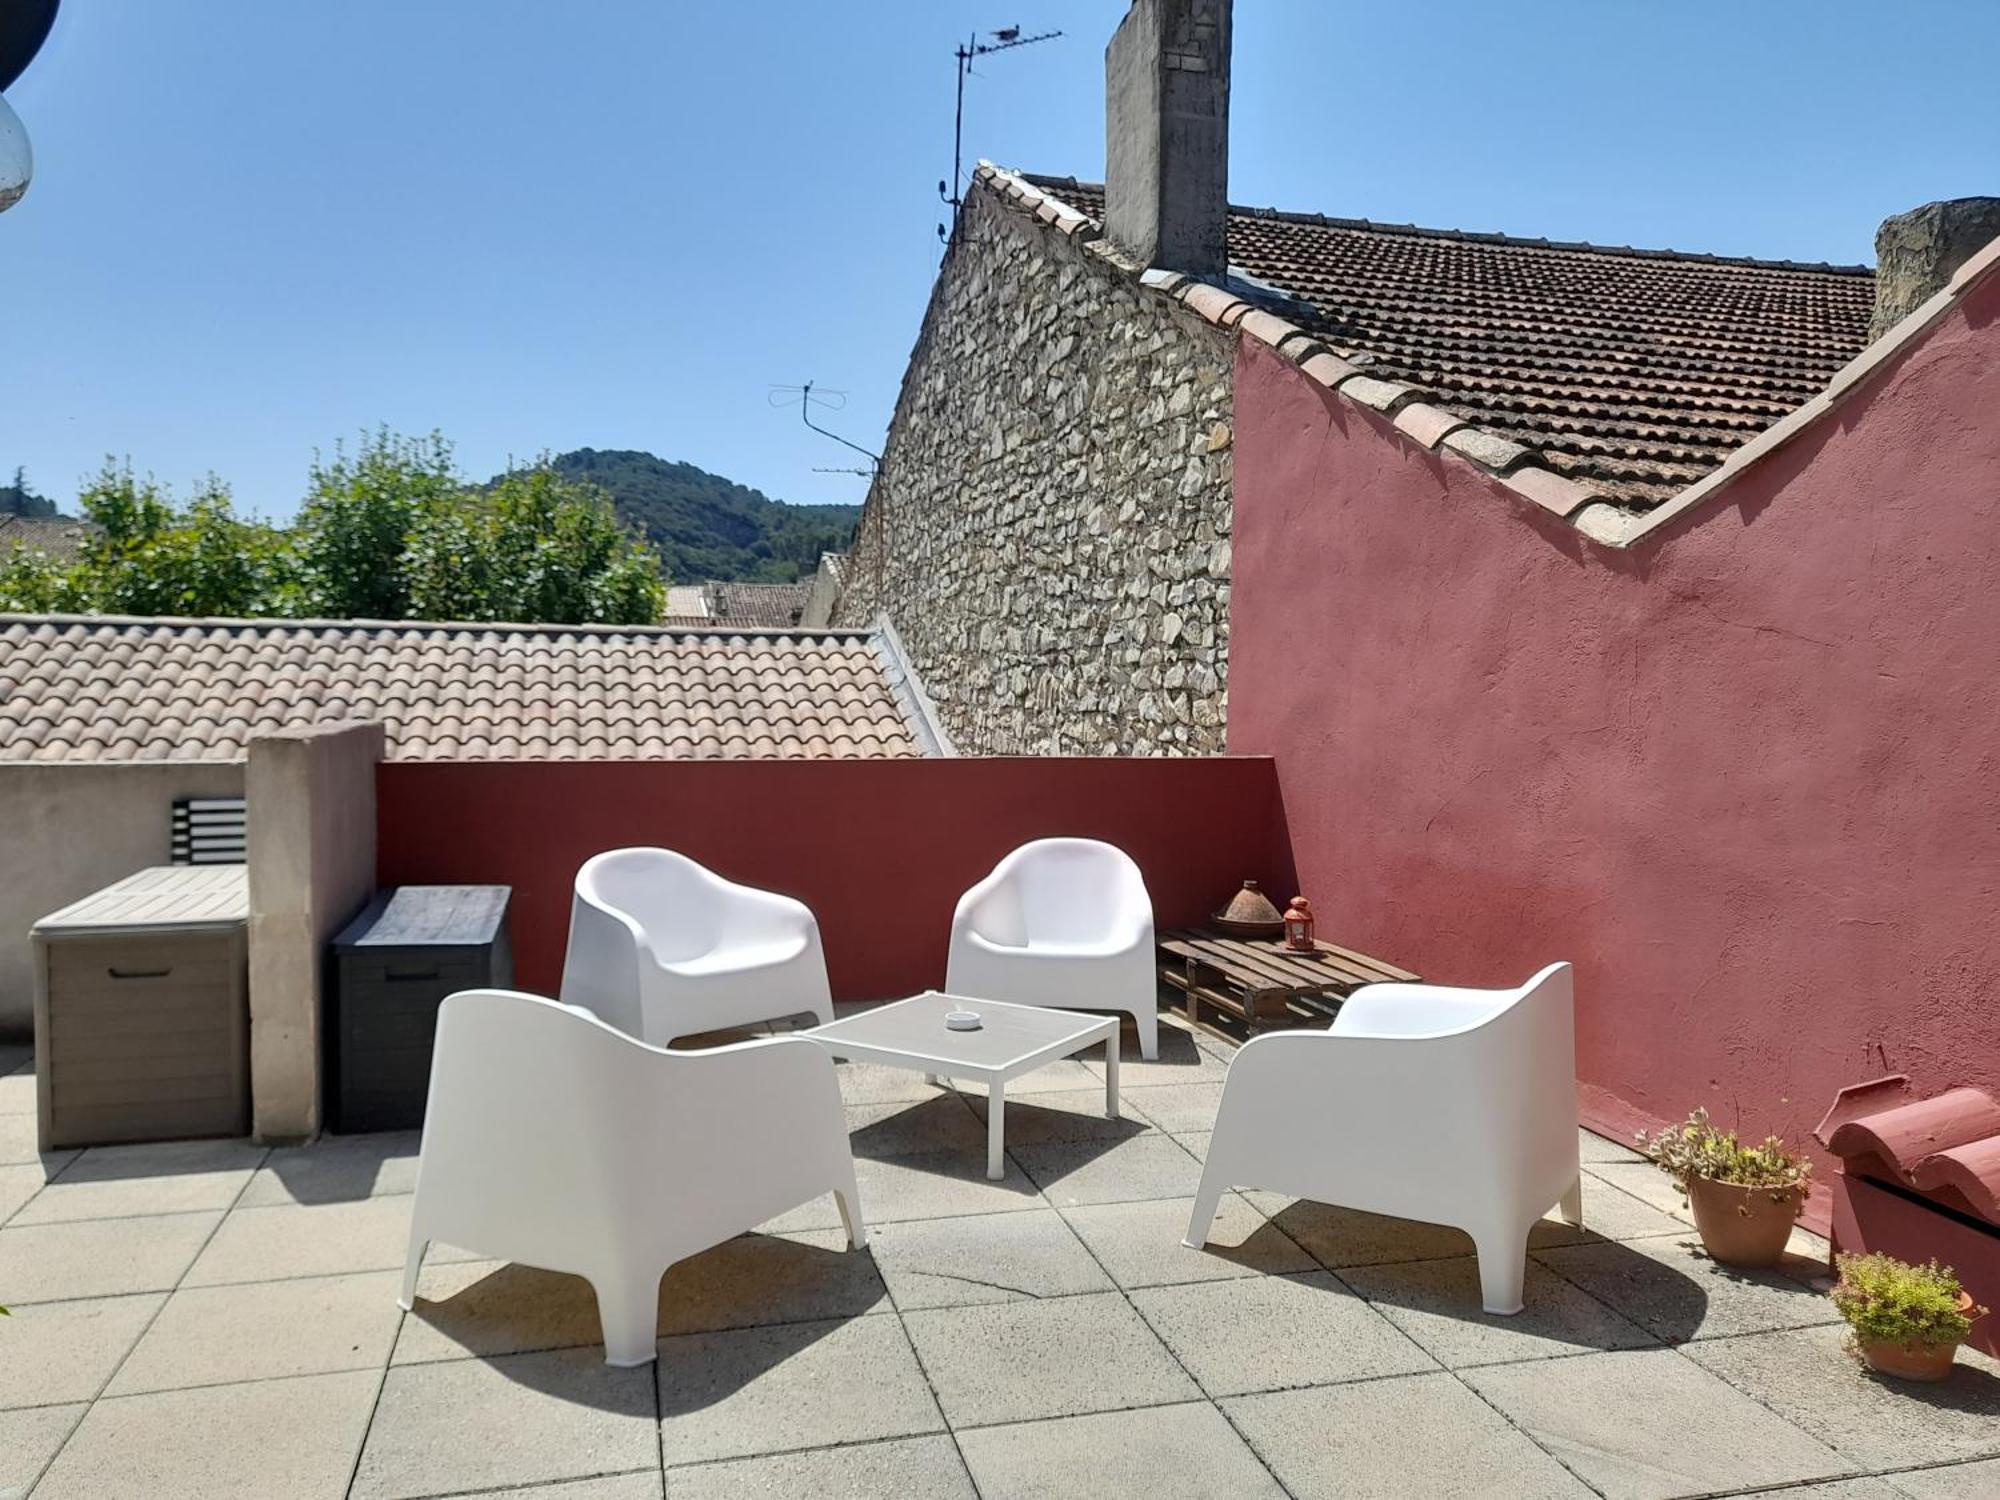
[1832,1253,1985,1381]
[1637,1107,1812,1267]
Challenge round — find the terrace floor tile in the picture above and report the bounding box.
[867,1206,1112,1310]
[474,1475,665,1499]
[656,1227,888,1336]
[0,1403,86,1497]
[1224,1371,1597,1499]
[1682,1324,2000,1470]
[656,1313,941,1467]
[0,1292,164,1408]
[0,1067,35,1115]
[0,1161,47,1224]
[184,1195,476,1287]
[843,1094,986,1159]
[1062,1192,1314,1289]
[1586,1161,1698,1222]
[1552,1172,1694,1242]
[1112,1080,1224,1134]
[1240,1193,1477,1268]
[0,1210,221,1304]
[35,1369,379,1500]
[353,1346,657,1499]
[956,1401,1286,1499]
[237,1131,421,1208]
[903,1289,1198,1427]
[7,1138,266,1225]
[965,1087,1153,1147]
[1131,1271,1437,1396]
[1013,1133,1205,1207]
[1339,1254,1658,1368]
[666,1434,976,1498]
[0,1112,74,1169]
[1077,1027,1233,1088]
[105,1269,403,1395]
[1887,1457,2000,1496]
[1534,1234,1842,1344]
[1465,1346,1851,1499]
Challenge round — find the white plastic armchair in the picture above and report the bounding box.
[1185,962,1581,1314]
[945,838,1160,1060]
[560,847,834,1046]
[400,989,865,1368]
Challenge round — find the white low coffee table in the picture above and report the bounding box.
[805,990,1119,1179]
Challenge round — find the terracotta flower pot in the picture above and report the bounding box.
[1685,1174,1801,1267]
[1854,1294,1975,1383]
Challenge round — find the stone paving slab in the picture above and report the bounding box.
[105,1268,404,1395]
[1887,1457,2000,1496]
[664,1433,976,1498]
[1535,1233,1842,1344]
[0,1067,35,1115]
[1061,1192,1315,1288]
[0,1162,48,1225]
[656,1313,942,1467]
[760,1148,1041,1234]
[1132,1271,1438,1396]
[238,1131,421,1208]
[1109,1079,1223,1133]
[476,1474,665,1499]
[955,1400,1286,1499]
[965,1086,1154,1146]
[0,1111,71,1168]
[35,1368,379,1500]
[354,1345,658,1499]
[184,1195,477,1287]
[0,1209,220,1303]
[1683,1324,2000,1470]
[1339,1253,1658,1367]
[1224,1371,1598,1499]
[1465,1346,1851,1499]
[867,1206,1113,1309]
[903,1289,1199,1427]
[0,1403,86,1497]
[843,1094,987,1159]
[1014,1133,1205,1207]
[656,1228,887,1337]
[9,1138,267,1225]
[0,1292,162,1408]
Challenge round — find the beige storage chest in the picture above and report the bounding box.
[32,865,250,1150]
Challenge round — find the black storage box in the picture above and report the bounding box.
[329,885,511,1133]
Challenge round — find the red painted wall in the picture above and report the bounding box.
[376,757,1288,1002]
[1229,275,2000,1222]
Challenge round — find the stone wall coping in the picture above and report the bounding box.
[975,160,2000,553]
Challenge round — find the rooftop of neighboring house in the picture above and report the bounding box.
[1017,175,1878,512]
[0,614,942,762]
[0,513,98,565]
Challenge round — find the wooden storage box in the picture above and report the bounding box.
[329,885,511,1133]
[32,865,250,1150]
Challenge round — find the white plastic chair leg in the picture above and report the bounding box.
[1471,1225,1529,1315]
[1558,1175,1584,1228]
[398,1232,427,1311]
[1183,1170,1227,1250]
[593,1269,663,1368]
[834,1173,867,1250]
[1134,1004,1159,1061]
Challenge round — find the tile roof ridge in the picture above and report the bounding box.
[1016,173,1874,277]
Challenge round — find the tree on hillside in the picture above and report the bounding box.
[1,466,58,518]
[0,438,667,625]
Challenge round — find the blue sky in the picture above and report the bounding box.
[5,1,1996,520]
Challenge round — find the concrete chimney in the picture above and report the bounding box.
[1871,196,2000,339]
[1104,0,1230,276]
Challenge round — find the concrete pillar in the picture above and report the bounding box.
[245,721,383,1141]
[1871,197,2000,339]
[1104,0,1231,276]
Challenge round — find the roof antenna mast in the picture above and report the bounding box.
[937,25,1061,244]
[769,382,881,475]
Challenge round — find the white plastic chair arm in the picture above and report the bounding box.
[1333,982,1513,1040]
[953,869,1026,948]
[706,880,817,950]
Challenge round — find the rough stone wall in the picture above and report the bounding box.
[836,184,1233,755]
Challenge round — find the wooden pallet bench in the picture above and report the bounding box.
[1157,924,1420,1033]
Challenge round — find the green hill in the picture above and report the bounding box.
[539,449,859,584]
[1,468,60,519]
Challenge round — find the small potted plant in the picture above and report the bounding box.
[1832,1253,1985,1382]
[1636,1107,1812,1267]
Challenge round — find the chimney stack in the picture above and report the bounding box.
[1104,0,1230,276]
[1871,196,2000,339]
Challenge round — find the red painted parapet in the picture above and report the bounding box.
[1813,1074,2000,1357]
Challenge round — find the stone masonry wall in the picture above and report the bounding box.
[836,182,1233,755]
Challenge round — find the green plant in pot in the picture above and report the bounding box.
[1636,1107,1811,1267]
[1832,1253,1985,1382]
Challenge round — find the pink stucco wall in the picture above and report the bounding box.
[1229,273,2000,1224]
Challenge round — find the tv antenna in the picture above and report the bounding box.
[937,25,1061,243]
[770,382,880,473]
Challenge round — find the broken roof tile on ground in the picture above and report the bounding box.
[1025,176,1875,512]
[0,615,934,763]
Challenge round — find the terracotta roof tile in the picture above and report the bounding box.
[1022,176,1874,512]
[0,615,932,763]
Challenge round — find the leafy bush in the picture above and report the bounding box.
[1832,1253,1983,1348]
[1636,1107,1812,1202]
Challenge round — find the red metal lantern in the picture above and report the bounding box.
[1282,896,1316,953]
